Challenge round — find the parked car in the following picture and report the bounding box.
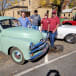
[0,16,49,64]
[56,25,76,44]
[62,15,76,25]
[62,20,76,25]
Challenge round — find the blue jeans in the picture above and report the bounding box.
[32,25,39,30]
[49,31,57,48]
[42,30,48,33]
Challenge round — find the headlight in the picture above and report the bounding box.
[40,39,46,42]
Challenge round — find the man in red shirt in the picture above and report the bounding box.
[48,10,60,49]
[40,13,49,33]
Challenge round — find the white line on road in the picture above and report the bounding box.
[45,54,48,63]
[14,51,76,76]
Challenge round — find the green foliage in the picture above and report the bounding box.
[11,0,19,5]
[53,0,61,5]
[69,0,76,8]
[40,0,47,6]
[0,0,19,16]
[40,0,61,7]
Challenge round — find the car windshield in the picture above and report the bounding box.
[11,19,21,27]
[1,19,21,29]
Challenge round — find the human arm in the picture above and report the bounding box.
[27,18,32,27]
[48,19,50,32]
[40,19,43,32]
[18,18,22,26]
[52,17,60,33]
[38,15,41,26]
[52,24,59,33]
[30,15,33,23]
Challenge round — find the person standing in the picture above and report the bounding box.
[30,10,41,30]
[48,10,60,49]
[40,13,49,33]
[18,11,31,28]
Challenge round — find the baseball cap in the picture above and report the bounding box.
[52,10,56,14]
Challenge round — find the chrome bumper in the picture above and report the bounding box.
[29,41,49,60]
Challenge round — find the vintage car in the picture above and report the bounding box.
[56,25,76,44]
[62,15,76,25]
[62,20,76,25]
[0,16,49,64]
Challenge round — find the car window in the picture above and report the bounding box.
[11,19,21,27]
[1,19,11,29]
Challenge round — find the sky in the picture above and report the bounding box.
[0,0,20,10]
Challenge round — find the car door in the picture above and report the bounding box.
[57,25,67,39]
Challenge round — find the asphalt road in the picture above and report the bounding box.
[21,51,76,76]
[0,40,76,76]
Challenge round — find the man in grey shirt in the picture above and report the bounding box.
[30,10,41,30]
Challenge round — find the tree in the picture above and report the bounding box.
[50,0,64,17]
[0,0,8,16]
[0,0,19,16]
[69,0,76,8]
[11,0,19,6]
[40,0,65,17]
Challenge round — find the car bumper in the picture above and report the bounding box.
[29,41,49,61]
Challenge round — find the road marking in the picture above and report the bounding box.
[14,51,76,76]
[45,54,48,63]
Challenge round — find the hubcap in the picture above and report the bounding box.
[68,37,73,42]
[12,50,22,62]
[15,51,21,59]
[67,36,74,42]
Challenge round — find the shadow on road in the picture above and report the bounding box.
[31,45,64,63]
[48,45,64,54]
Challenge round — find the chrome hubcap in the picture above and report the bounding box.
[14,51,21,59]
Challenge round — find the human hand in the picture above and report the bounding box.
[52,30,56,33]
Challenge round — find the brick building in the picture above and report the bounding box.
[61,7,76,19]
[4,0,52,18]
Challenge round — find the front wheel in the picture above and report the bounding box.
[65,34,76,44]
[10,47,25,65]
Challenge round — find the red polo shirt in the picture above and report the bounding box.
[41,18,50,31]
[49,16,60,31]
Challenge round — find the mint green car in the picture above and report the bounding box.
[0,16,49,64]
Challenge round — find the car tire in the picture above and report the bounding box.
[65,34,76,44]
[63,23,72,25]
[10,47,25,65]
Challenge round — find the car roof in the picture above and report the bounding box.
[0,16,17,21]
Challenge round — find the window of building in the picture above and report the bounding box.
[64,13,65,17]
[68,13,70,17]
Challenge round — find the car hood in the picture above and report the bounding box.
[59,25,76,29]
[2,26,43,43]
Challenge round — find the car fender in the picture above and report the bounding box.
[57,25,76,39]
[1,37,31,60]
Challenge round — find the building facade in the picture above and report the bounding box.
[61,7,76,19]
[4,0,52,18]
